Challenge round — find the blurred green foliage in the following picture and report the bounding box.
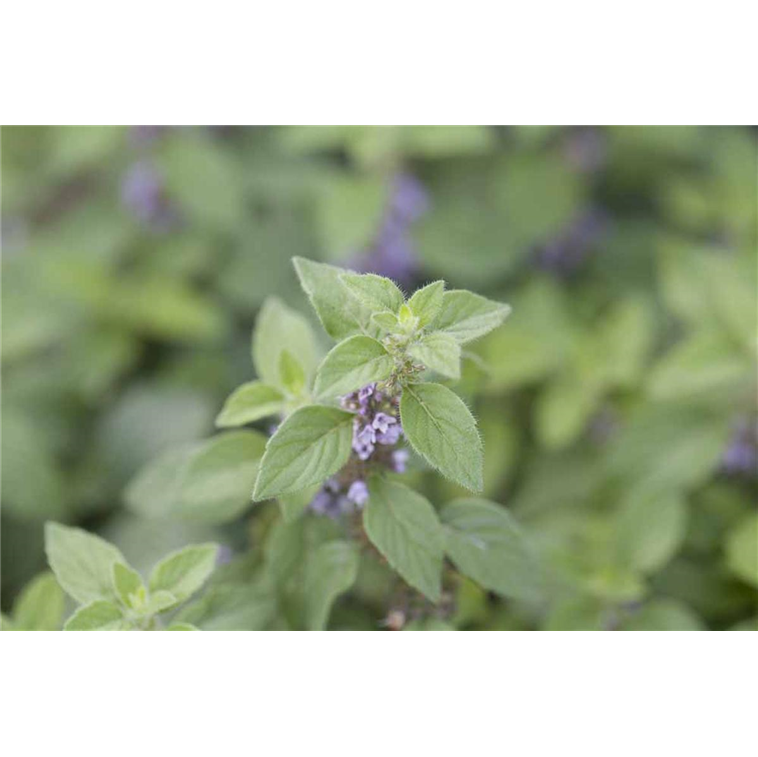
[2,125,756,629]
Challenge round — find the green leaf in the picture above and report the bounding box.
[619,600,704,631]
[279,350,307,395]
[215,381,285,428]
[141,590,179,615]
[1,613,15,631]
[112,563,144,608]
[176,431,268,521]
[148,543,219,604]
[339,272,405,313]
[544,596,608,631]
[407,281,445,327]
[124,443,200,519]
[316,174,387,256]
[372,311,400,332]
[278,485,320,523]
[409,332,461,380]
[314,335,394,399]
[363,478,444,602]
[534,374,601,449]
[176,583,276,631]
[293,257,377,340]
[725,514,758,588]
[45,522,127,605]
[400,383,483,492]
[64,601,126,631]
[167,622,200,631]
[159,134,243,229]
[431,290,511,343]
[304,541,360,630]
[648,329,749,401]
[253,406,354,500]
[265,518,307,588]
[615,489,688,574]
[252,297,317,388]
[13,572,65,631]
[440,499,542,600]
[126,431,267,522]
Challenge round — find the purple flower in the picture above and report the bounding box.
[347,480,369,506]
[216,545,234,566]
[376,424,403,445]
[309,482,353,518]
[372,413,396,434]
[534,208,608,279]
[390,173,430,223]
[121,161,178,231]
[348,171,429,285]
[391,449,409,473]
[358,384,375,403]
[722,418,757,476]
[353,423,376,460]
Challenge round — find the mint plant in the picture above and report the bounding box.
[45,523,218,630]
[215,258,534,606]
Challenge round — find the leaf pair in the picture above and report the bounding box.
[363,479,541,603]
[217,297,320,428]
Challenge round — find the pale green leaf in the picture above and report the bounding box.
[440,499,542,600]
[619,600,704,631]
[407,280,445,327]
[339,272,405,313]
[176,583,276,631]
[305,541,360,630]
[615,489,688,573]
[314,335,394,399]
[372,311,400,332]
[215,381,285,428]
[64,601,126,631]
[13,572,65,631]
[431,290,511,343]
[316,174,387,256]
[409,332,461,380]
[253,405,354,500]
[176,431,268,521]
[148,543,219,603]
[293,257,377,340]
[45,522,127,605]
[167,622,200,631]
[124,443,199,519]
[400,382,483,492]
[534,374,601,449]
[141,590,179,615]
[544,596,608,631]
[279,350,307,395]
[278,485,319,523]
[112,563,144,608]
[363,477,444,602]
[252,297,317,387]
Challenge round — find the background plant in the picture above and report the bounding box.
[2,126,755,630]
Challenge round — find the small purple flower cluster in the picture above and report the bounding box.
[308,382,408,518]
[349,173,429,285]
[721,417,757,476]
[533,207,609,279]
[121,160,180,232]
